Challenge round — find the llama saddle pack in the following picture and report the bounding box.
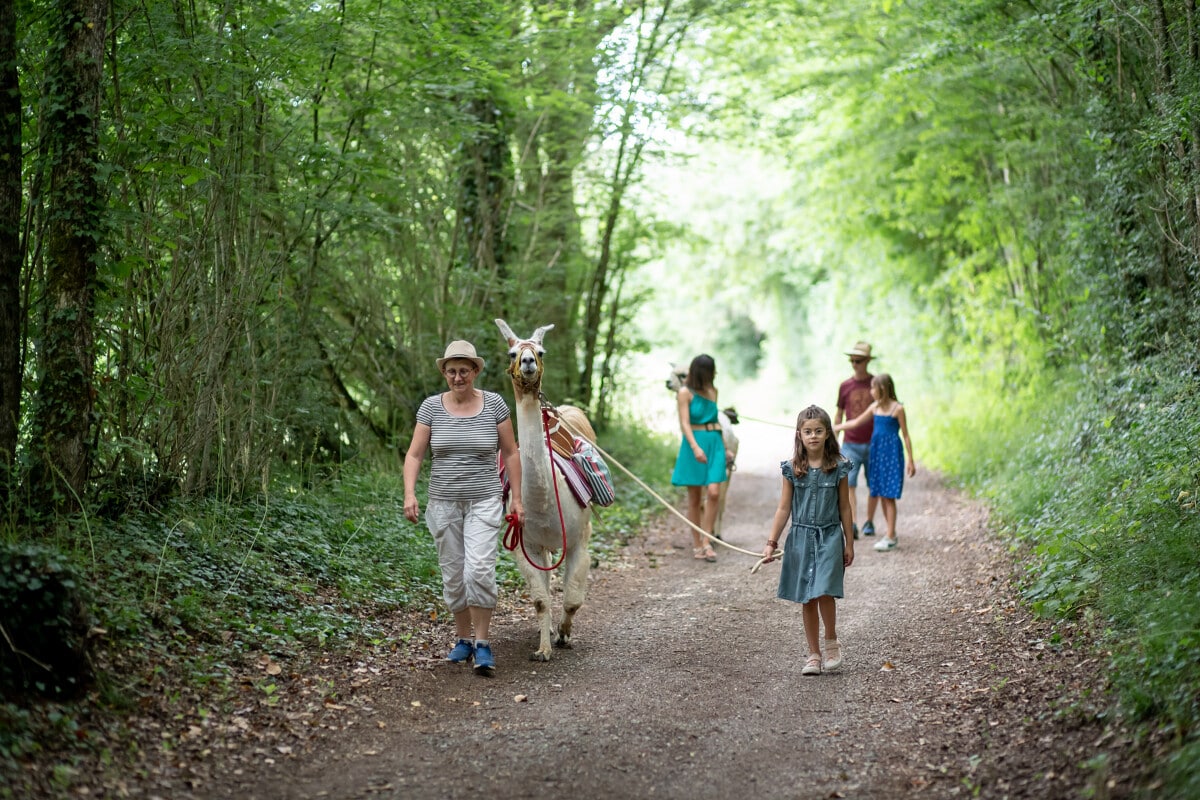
[498,436,615,509]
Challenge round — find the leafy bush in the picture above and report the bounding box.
[929,351,1200,796]
[6,419,677,690]
[0,543,93,700]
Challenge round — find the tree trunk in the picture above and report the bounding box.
[0,0,20,496]
[24,0,109,513]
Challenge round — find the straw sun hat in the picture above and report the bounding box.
[436,340,485,372]
[844,341,875,359]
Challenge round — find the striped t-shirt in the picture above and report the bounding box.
[415,390,510,501]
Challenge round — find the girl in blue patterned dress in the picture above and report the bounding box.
[762,405,855,675]
[670,354,727,562]
[835,373,915,552]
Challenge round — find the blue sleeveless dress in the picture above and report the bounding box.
[868,414,905,499]
[777,459,852,603]
[670,392,727,486]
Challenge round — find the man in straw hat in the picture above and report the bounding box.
[834,341,879,539]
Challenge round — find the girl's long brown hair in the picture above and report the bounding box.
[791,405,842,475]
[685,354,715,392]
[871,373,898,403]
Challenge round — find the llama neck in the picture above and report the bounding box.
[513,394,555,502]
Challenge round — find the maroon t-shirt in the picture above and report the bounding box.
[838,375,874,444]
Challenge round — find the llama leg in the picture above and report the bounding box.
[555,522,592,648]
[520,552,556,662]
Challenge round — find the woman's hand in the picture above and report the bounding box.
[404,497,419,523]
[511,499,525,526]
[692,444,707,464]
[907,461,916,477]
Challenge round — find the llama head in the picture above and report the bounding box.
[665,362,688,393]
[496,319,554,397]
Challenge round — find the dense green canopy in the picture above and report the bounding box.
[3,2,1199,789]
[6,0,1197,504]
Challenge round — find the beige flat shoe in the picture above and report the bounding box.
[824,639,842,671]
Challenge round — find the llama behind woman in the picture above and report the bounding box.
[496,319,596,661]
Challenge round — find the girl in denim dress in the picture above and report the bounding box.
[762,405,855,675]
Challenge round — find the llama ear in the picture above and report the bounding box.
[495,319,518,345]
[530,324,554,347]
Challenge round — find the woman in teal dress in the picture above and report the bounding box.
[670,354,726,561]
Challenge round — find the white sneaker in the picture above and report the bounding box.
[873,537,897,551]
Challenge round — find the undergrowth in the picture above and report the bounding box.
[924,352,1200,799]
[0,418,679,797]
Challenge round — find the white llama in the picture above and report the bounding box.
[496,319,596,662]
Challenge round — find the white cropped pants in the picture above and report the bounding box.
[425,496,503,612]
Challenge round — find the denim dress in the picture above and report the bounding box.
[777,459,851,603]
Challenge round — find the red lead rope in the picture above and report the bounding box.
[502,406,569,571]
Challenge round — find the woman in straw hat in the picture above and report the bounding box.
[403,340,522,675]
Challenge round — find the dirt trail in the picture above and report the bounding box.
[203,427,1132,800]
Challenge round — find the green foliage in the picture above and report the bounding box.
[588,421,678,556]
[4,417,674,696]
[13,0,711,509]
[78,468,444,660]
[0,542,93,700]
[932,354,1200,795]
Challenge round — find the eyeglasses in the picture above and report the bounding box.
[443,368,475,378]
[849,357,866,365]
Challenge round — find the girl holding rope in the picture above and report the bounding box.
[762,405,855,675]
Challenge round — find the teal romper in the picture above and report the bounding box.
[670,392,727,486]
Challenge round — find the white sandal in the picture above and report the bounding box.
[801,654,822,676]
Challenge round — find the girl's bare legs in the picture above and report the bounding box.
[881,498,898,542]
[817,595,837,641]
[701,483,721,537]
[818,595,842,669]
[686,486,704,549]
[801,601,822,657]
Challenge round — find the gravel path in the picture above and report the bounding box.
[205,428,1136,800]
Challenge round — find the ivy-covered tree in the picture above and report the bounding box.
[0,0,20,498]
[23,0,109,513]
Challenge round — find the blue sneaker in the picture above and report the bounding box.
[473,643,495,675]
[862,521,876,537]
[446,638,474,663]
